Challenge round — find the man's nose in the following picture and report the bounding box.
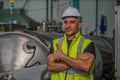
[66,22,71,27]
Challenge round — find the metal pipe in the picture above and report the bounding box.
[50,0,53,22]
[56,0,59,21]
[46,0,49,22]
[95,0,98,35]
[23,0,30,9]
[70,0,72,6]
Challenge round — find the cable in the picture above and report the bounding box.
[25,44,38,68]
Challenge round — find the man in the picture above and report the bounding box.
[47,6,95,80]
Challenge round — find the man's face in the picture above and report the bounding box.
[63,17,81,36]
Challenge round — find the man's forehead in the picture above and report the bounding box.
[63,17,78,21]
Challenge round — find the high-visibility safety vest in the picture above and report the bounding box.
[51,32,94,80]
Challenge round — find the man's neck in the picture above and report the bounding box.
[67,32,79,40]
[67,35,75,40]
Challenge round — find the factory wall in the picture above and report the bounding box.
[1,0,115,38]
[97,0,115,38]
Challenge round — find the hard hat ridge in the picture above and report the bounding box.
[62,6,81,19]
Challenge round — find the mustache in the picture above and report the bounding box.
[65,28,72,31]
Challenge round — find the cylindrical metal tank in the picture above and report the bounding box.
[0,31,49,73]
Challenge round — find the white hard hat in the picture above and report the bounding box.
[61,6,81,19]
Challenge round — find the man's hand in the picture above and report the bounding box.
[53,44,64,60]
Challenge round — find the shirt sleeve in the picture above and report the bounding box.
[83,42,96,57]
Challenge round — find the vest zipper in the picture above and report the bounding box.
[64,43,70,80]
[64,51,69,80]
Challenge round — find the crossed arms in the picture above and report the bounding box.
[47,44,95,72]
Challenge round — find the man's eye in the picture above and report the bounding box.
[70,21,75,24]
[64,21,68,24]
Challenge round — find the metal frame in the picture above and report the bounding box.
[115,1,120,79]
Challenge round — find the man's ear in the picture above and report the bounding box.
[78,22,82,29]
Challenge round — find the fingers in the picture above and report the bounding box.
[56,43,61,50]
[54,43,63,55]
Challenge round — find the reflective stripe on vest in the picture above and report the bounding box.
[62,69,93,75]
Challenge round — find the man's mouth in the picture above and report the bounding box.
[66,28,72,32]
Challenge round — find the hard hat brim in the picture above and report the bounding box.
[61,16,80,19]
